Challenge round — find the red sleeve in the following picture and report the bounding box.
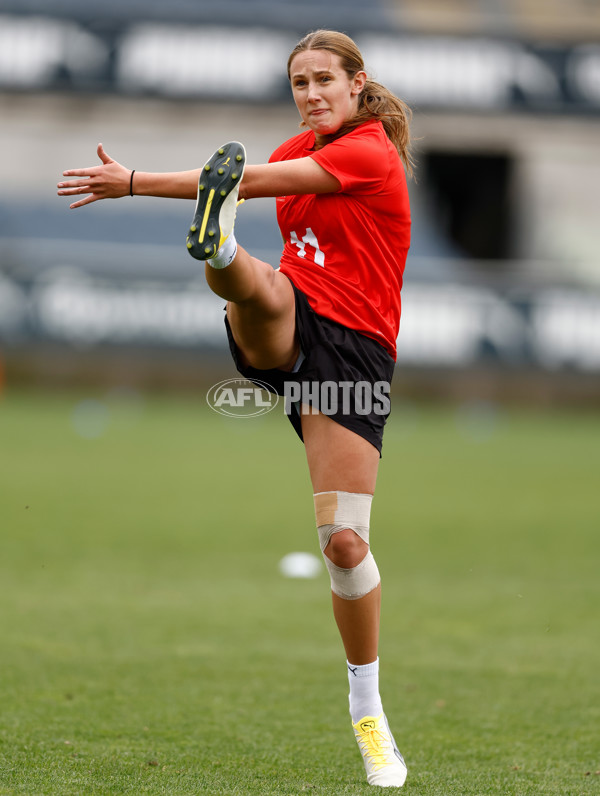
[309,122,390,194]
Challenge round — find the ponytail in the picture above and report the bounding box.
[338,78,414,177]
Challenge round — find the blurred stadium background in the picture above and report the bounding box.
[1,0,599,403]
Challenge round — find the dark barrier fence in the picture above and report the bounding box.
[1,12,599,115]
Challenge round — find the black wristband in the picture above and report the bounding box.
[129,169,136,196]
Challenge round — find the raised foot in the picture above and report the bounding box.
[186,141,246,261]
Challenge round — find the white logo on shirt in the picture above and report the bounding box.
[290,228,325,267]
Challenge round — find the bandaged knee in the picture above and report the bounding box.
[314,491,381,600]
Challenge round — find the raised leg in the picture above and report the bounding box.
[205,246,298,371]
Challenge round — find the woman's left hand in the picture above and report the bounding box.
[57,143,131,209]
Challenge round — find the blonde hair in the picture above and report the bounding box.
[287,29,414,177]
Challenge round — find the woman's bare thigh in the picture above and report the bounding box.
[223,254,298,371]
[301,411,380,494]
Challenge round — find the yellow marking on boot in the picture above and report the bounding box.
[352,715,397,775]
[223,157,231,167]
[198,188,215,243]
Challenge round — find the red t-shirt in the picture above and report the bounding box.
[269,121,411,360]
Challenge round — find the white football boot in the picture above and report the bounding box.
[352,713,408,788]
[186,141,246,260]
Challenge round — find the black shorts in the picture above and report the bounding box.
[224,282,395,454]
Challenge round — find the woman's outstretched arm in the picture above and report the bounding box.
[58,144,340,209]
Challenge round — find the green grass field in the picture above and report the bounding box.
[0,388,599,795]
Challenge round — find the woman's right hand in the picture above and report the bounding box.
[57,143,132,209]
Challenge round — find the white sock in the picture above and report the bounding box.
[208,235,237,269]
[347,657,383,723]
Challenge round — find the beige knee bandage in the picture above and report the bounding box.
[314,491,381,600]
